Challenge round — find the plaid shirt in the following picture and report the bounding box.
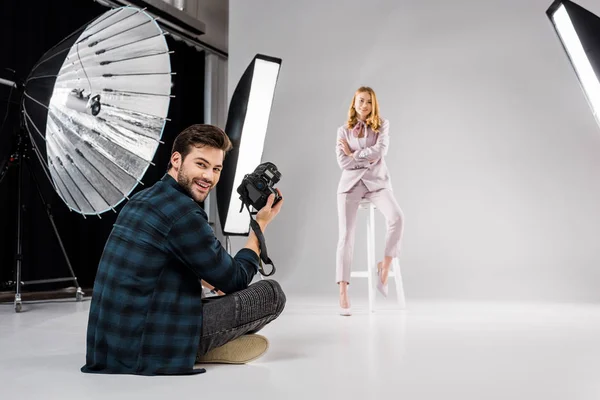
[81,174,259,375]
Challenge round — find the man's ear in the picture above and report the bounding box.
[171,152,182,170]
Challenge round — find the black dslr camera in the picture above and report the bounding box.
[237,162,282,212]
[236,162,282,277]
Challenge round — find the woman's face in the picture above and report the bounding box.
[354,91,372,120]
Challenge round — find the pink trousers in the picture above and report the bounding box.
[336,180,404,284]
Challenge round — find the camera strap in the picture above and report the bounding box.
[243,203,276,277]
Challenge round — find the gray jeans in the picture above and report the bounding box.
[197,279,286,356]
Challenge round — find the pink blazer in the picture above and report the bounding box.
[336,117,392,194]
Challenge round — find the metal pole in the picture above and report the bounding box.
[14,145,23,312]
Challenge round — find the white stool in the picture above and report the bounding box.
[350,199,406,312]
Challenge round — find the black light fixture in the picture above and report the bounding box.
[217,54,282,236]
[547,0,600,126]
[0,6,174,311]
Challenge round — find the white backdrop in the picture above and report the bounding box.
[225,0,600,303]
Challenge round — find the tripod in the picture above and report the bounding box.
[0,128,84,313]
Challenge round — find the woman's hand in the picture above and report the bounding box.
[338,138,353,156]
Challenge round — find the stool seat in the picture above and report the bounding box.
[350,199,406,311]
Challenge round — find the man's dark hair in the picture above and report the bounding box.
[167,124,233,170]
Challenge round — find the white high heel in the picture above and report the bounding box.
[339,305,352,316]
[339,292,352,316]
[377,262,388,298]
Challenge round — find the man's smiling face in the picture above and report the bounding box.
[169,145,224,204]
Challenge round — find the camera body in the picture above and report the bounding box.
[237,162,282,211]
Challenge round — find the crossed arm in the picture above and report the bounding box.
[335,119,390,170]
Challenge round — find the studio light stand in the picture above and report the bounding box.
[0,79,83,313]
[0,5,174,312]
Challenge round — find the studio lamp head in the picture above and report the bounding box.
[16,6,173,216]
[216,54,282,236]
[547,0,600,127]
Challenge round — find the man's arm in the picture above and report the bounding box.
[243,220,266,257]
[167,211,258,294]
[166,191,284,294]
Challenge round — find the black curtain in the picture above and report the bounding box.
[0,0,205,292]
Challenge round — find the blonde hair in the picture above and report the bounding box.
[346,86,381,132]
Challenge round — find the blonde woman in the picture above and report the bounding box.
[335,86,404,316]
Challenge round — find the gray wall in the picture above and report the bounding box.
[227,0,600,303]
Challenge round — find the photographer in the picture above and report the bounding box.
[81,124,286,376]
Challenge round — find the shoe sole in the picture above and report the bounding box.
[196,334,269,365]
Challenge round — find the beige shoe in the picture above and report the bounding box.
[195,334,269,364]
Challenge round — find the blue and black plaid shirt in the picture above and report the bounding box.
[81,174,259,375]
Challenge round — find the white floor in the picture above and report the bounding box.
[1,296,600,400]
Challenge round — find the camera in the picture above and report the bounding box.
[237,162,282,212]
[236,162,281,277]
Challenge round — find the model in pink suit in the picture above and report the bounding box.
[335,86,404,316]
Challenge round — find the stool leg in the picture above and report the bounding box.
[392,258,406,309]
[367,205,376,313]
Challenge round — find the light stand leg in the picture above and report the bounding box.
[14,149,23,313]
[9,132,84,312]
[0,162,10,187]
[24,156,84,302]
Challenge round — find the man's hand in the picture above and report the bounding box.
[255,189,283,228]
[201,280,226,296]
[243,189,283,259]
[338,138,353,156]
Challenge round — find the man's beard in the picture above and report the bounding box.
[177,166,211,204]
